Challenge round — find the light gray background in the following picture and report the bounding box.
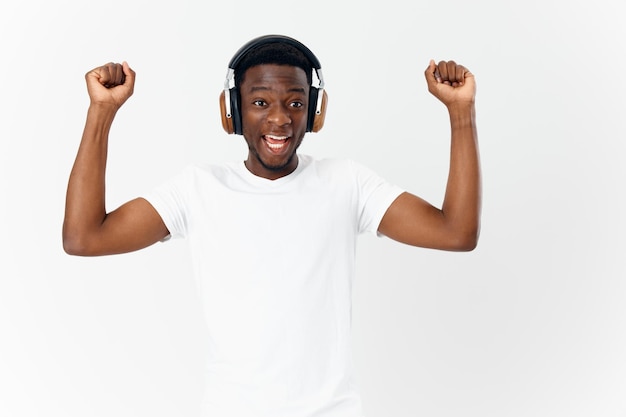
[1,1,624,416]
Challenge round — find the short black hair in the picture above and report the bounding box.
[234,41,313,87]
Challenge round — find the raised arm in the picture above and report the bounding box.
[378,60,481,251]
[63,62,169,256]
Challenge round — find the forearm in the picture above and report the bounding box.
[441,103,481,248]
[63,104,118,252]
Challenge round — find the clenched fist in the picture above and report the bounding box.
[425,60,475,109]
[85,61,135,109]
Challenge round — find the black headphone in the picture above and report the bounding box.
[219,34,327,135]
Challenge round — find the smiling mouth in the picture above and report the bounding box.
[263,134,290,151]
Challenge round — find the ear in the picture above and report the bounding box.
[219,91,234,134]
[311,90,328,133]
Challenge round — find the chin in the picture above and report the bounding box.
[260,153,297,172]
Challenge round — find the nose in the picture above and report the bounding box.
[267,103,291,126]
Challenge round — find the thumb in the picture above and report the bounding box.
[462,68,475,89]
[424,59,441,92]
[122,61,136,89]
[84,66,113,99]
[424,59,441,94]
[85,66,105,87]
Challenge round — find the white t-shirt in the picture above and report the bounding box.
[143,154,404,417]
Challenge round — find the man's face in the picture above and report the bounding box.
[239,64,309,180]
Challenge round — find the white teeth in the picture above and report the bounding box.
[264,135,288,150]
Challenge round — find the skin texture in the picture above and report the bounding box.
[63,58,480,256]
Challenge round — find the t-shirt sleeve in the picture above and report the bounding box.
[141,168,191,240]
[351,160,405,236]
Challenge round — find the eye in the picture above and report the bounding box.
[290,101,304,108]
[252,99,266,107]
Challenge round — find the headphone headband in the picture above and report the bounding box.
[228,34,322,70]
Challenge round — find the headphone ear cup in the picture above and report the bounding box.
[310,89,328,133]
[307,87,318,132]
[219,91,234,134]
[230,87,242,135]
[219,88,243,135]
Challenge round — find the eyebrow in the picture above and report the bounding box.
[249,86,307,94]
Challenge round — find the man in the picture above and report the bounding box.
[63,35,480,416]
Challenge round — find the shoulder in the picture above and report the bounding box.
[147,163,240,201]
[299,155,391,192]
[171,162,240,183]
[301,154,366,177]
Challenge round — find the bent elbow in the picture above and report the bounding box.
[464,232,480,251]
[62,227,97,256]
[458,237,478,252]
[62,234,88,256]
[449,228,480,252]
